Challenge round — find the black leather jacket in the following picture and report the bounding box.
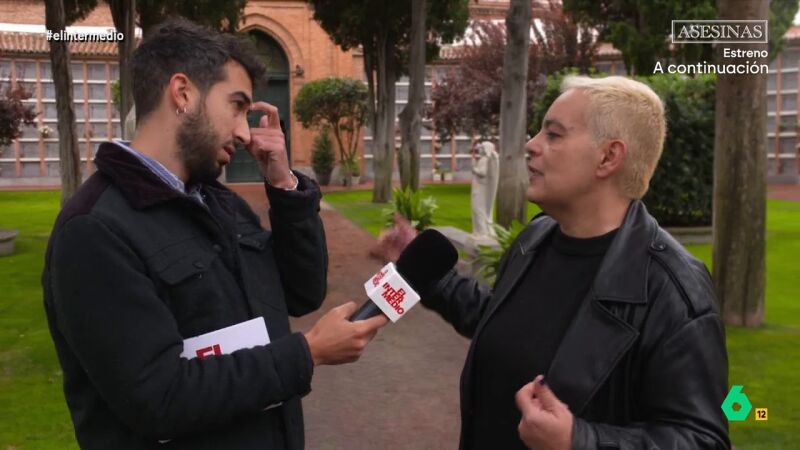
[422,201,730,449]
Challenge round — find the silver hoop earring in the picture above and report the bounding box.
[176,106,187,115]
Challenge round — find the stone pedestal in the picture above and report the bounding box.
[0,229,19,256]
[663,226,713,245]
[432,226,499,283]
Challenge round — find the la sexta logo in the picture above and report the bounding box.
[722,385,768,422]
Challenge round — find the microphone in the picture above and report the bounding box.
[349,229,458,321]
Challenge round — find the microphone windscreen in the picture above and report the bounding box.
[395,229,458,294]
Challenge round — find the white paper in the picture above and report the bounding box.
[177,317,281,416]
[180,317,270,360]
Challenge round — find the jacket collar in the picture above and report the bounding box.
[516,200,657,305]
[94,141,234,210]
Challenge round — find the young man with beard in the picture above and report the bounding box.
[42,19,386,449]
[383,76,730,449]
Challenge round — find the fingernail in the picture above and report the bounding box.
[538,376,546,386]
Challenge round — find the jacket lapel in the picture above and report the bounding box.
[547,201,656,414]
[546,296,640,414]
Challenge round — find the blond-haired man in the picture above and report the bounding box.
[387,75,729,449]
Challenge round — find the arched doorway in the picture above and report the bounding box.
[226,30,291,182]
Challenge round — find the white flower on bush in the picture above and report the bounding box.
[38,125,53,138]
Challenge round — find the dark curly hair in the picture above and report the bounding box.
[132,17,266,123]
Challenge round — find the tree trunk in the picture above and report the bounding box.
[496,0,531,227]
[712,0,768,327]
[109,0,136,139]
[398,0,426,191]
[138,2,163,38]
[45,0,82,207]
[371,31,397,203]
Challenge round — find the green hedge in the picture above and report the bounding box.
[529,70,715,227]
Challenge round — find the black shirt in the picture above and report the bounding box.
[469,226,618,449]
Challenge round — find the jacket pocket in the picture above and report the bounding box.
[150,248,227,333]
[238,230,270,252]
[155,250,218,285]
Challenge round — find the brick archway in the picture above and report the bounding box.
[239,14,304,78]
[238,14,306,170]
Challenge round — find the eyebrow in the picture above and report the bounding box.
[543,119,567,132]
[229,91,252,107]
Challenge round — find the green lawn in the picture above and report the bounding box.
[326,184,800,449]
[323,183,541,236]
[0,191,79,449]
[0,187,797,448]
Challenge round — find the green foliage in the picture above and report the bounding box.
[563,0,800,72]
[476,220,526,286]
[311,127,335,176]
[137,0,248,35]
[111,80,121,112]
[65,0,247,35]
[642,73,715,226]
[308,0,470,72]
[294,77,368,164]
[563,0,715,75]
[325,184,540,236]
[529,70,715,226]
[0,82,37,148]
[769,0,800,60]
[1,190,798,448]
[64,0,99,25]
[341,154,361,177]
[382,187,437,231]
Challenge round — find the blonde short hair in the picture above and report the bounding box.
[561,75,666,199]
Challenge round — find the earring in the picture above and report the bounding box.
[176,106,187,115]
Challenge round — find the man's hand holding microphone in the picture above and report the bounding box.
[303,303,387,366]
[303,224,458,365]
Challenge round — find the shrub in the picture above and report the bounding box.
[294,77,368,168]
[0,82,37,148]
[341,154,361,177]
[311,127,335,177]
[476,220,526,286]
[642,73,714,226]
[528,70,714,226]
[383,187,437,231]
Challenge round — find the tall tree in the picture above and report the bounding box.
[108,0,135,138]
[430,4,595,141]
[45,0,82,206]
[397,0,426,191]
[713,0,769,327]
[48,0,249,203]
[137,0,246,37]
[562,0,715,75]
[308,0,469,203]
[563,0,798,71]
[496,0,532,227]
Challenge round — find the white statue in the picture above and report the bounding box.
[471,141,499,239]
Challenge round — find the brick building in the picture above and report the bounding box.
[0,0,364,185]
[1,0,799,186]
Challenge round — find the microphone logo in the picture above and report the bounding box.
[363,262,421,322]
[371,268,388,287]
[380,282,407,315]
